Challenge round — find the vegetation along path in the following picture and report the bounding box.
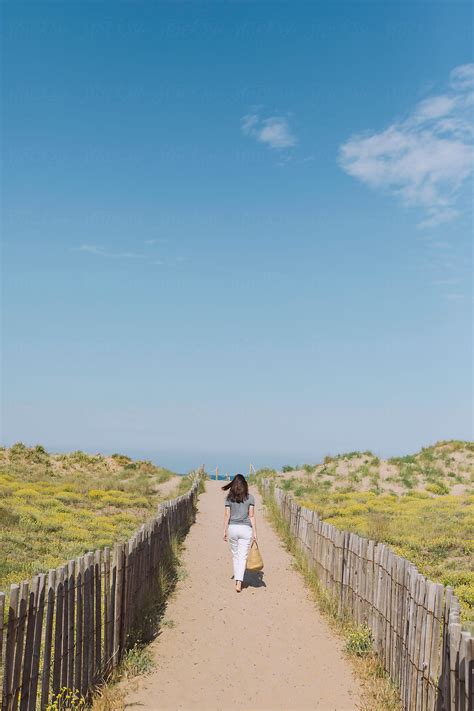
[123,480,361,710]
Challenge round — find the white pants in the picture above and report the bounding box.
[228,524,253,582]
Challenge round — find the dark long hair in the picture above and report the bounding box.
[221,474,249,503]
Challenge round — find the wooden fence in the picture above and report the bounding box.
[0,471,203,711]
[262,480,473,711]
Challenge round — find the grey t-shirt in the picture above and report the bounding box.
[225,493,255,527]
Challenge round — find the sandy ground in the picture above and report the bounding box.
[157,476,182,499]
[280,446,473,497]
[122,480,361,711]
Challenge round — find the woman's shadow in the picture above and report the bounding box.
[230,572,266,588]
[243,570,266,588]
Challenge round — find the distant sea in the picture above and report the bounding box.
[40,444,302,478]
[109,449,287,477]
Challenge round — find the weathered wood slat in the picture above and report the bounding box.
[66,560,75,690]
[103,548,112,675]
[428,584,444,711]
[82,556,91,693]
[86,552,95,689]
[12,581,29,709]
[2,584,20,711]
[74,557,84,695]
[112,544,124,668]
[0,592,5,667]
[94,550,102,684]
[28,573,46,711]
[19,576,38,711]
[108,552,117,675]
[40,570,56,711]
[122,541,132,647]
[60,565,69,691]
[0,592,5,679]
[52,566,65,698]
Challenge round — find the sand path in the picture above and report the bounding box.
[123,480,361,711]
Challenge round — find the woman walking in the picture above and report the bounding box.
[222,474,257,592]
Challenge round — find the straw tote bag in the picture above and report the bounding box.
[246,541,264,571]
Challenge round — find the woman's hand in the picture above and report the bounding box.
[223,530,228,542]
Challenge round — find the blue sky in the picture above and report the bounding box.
[2,1,473,474]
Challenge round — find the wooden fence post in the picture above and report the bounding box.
[19,576,38,711]
[40,570,56,710]
[28,572,46,711]
[94,550,102,684]
[12,581,29,709]
[74,557,84,696]
[2,584,19,711]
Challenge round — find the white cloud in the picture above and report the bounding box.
[241,114,259,135]
[78,244,104,255]
[144,238,168,245]
[412,95,456,123]
[77,244,143,258]
[76,243,178,266]
[241,112,296,149]
[339,63,474,227]
[450,64,474,91]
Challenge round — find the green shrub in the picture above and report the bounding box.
[111,453,132,464]
[420,448,436,462]
[389,455,416,465]
[46,686,86,710]
[120,643,154,678]
[9,442,28,460]
[345,625,373,657]
[398,464,417,489]
[425,482,450,495]
[255,468,278,478]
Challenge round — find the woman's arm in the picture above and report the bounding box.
[223,506,230,540]
[249,504,257,541]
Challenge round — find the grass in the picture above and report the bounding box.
[46,687,86,710]
[0,443,193,591]
[260,484,401,711]
[268,440,474,621]
[345,625,373,657]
